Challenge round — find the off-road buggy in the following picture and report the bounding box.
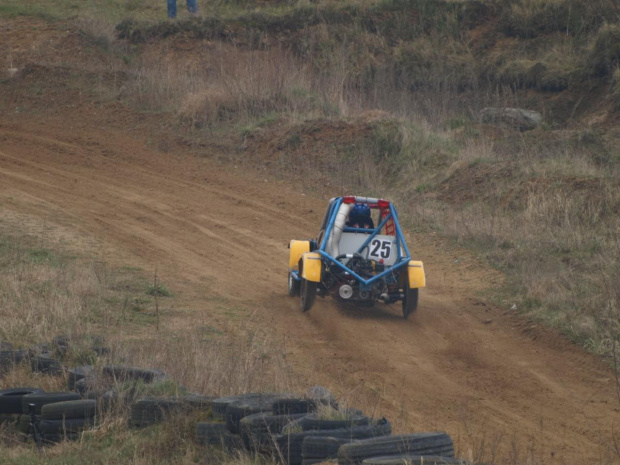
[288,196,425,319]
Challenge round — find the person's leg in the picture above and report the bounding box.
[167,0,177,18]
[186,0,198,14]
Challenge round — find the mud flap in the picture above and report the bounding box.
[407,260,425,288]
[301,252,322,283]
[289,240,310,269]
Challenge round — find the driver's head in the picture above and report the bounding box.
[349,204,372,228]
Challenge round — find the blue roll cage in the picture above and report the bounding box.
[293,197,411,291]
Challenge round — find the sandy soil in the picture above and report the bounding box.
[1,16,619,464]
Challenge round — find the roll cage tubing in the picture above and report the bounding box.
[316,197,411,290]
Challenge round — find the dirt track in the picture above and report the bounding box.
[0,17,619,464]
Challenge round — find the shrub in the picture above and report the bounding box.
[589,23,620,76]
[500,0,610,38]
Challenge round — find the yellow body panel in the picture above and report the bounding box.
[289,240,310,269]
[407,260,426,288]
[301,252,322,282]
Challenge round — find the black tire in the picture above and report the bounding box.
[129,397,184,428]
[303,436,351,460]
[223,431,245,451]
[51,335,71,356]
[301,413,370,431]
[67,365,95,391]
[302,420,391,442]
[338,433,454,465]
[74,377,99,395]
[225,393,289,434]
[21,392,81,415]
[0,388,45,414]
[275,431,308,465]
[402,283,419,319]
[39,417,95,435]
[30,354,63,376]
[300,279,317,312]
[102,365,167,383]
[288,271,301,297]
[129,395,206,428]
[281,417,305,434]
[196,422,227,446]
[92,346,111,356]
[41,400,97,420]
[273,398,317,415]
[41,432,80,443]
[212,393,266,420]
[276,420,391,465]
[179,394,216,411]
[362,456,466,465]
[240,412,307,451]
[83,389,119,411]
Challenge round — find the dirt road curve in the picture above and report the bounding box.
[0,113,618,463]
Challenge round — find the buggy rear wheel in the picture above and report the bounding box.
[300,279,317,312]
[402,282,419,319]
[288,271,300,297]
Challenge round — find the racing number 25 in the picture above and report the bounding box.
[369,239,391,260]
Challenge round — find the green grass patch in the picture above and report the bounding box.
[146,283,173,297]
[0,231,171,345]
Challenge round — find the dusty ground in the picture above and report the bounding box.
[1,16,619,464]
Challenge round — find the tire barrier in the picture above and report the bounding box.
[225,393,291,434]
[361,456,466,465]
[0,340,462,464]
[338,433,455,465]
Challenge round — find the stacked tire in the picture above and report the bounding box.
[239,412,307,452]
[21,392,94,442]
[337,433,456,465]
[276,418,392,465]
[0,388,44,429]
[130,394,213,428]
[0,388,98,442]
[196,393,304,453]
[192,388,462,465]
[38,400,97,442]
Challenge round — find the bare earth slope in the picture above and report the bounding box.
[0,18,619,465]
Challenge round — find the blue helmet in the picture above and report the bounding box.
[351,203,371,217]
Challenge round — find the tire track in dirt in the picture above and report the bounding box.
[0,120,618,463]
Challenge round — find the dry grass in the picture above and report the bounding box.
[0,230,300,464]
[0,236,126,348]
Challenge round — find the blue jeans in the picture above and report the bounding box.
[167,0,198,18]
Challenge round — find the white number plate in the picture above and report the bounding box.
[368,239,392,261]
